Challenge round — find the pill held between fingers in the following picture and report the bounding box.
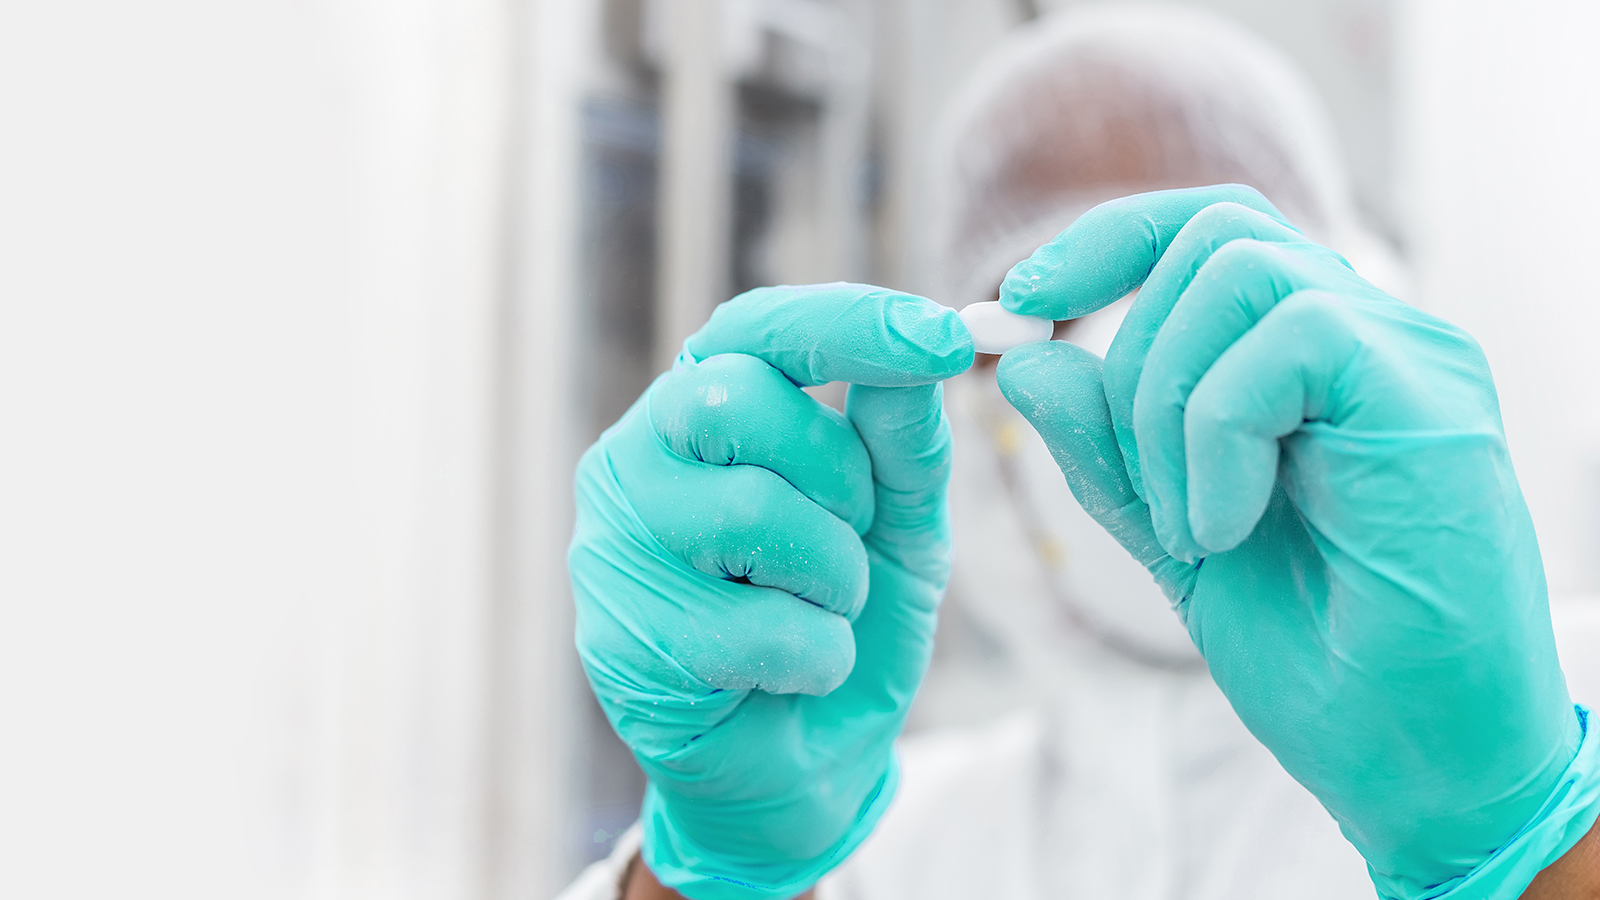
[959,301,1054,355]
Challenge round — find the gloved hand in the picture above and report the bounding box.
[995,185,1600,900]
[570,283,972,900]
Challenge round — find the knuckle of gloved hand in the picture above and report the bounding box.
[1267,290,1363,356]
[815,543,871,621]
[1201,234,1283,276]
[1188,199,1262,234]
[715,463,799,527]
[802,411,875,507]
[1183,381,1257,437]
[650,353,788,461]
[1302,240,1355,270]
[716,466,868,577]
[692,609,856,697]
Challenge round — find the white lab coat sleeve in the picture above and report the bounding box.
[554,825,643,900]
[817,713,1048,900]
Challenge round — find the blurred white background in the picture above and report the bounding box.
[1,1,1596,898]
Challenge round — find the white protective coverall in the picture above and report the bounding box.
[559,7,1600,899]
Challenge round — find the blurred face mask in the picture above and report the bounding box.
[929,7,1374,670]
[1007,298,1201,667]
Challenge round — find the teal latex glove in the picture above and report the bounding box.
[569,283,973,899]
[996,185,1600,900]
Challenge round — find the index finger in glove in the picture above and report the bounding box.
[998,185,1293,321]
[997,340,1200,607]
[651,353,875,535]
[684,282,975,387]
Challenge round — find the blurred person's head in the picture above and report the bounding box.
[930,3,1360,314]
[933,5,1395,669]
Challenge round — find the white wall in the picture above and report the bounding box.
[1397,0,1600,597]
[0,2,527,897]
[497,0,593,894]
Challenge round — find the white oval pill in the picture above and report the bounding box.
[959,301,1054,354]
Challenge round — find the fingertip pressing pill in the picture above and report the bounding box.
[959,301,1054,355]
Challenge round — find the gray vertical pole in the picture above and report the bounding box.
[491,0,586,895]
[654,0,735,370]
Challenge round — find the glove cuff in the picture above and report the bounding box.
[1397,704,1600,900]
[639,758,900,900]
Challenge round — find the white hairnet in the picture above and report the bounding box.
[928,4,1357,310]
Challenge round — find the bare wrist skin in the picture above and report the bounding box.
[622,854,816,900]
[1521,815,1600,900]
